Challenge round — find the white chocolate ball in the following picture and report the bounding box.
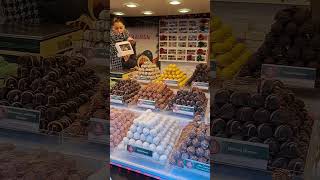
[153,136,160,145]
[129,139,135,145]
[156,145,164,154]
[146,135,153,144]
[130,125,137,132]
[136,126,143,133]
[133,132,140,140]
[153,152,160,161]
[159,155,167,162]
[140,134,146,142]
[143,128,150,136]
[136,140,143,147]
[150,129,157,137]
[143,142,150,149]
[127,131,133,138]
[149,144,156,151]
[123,137,129,145]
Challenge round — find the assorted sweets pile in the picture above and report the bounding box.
[0,143,92,180]
[239,7,320,78]
[80,10,109,49]
[170,117,210,166]
[0,58,17,79]
[0,55,100,133]
[136,61,161,81]
[110,79,141,104]
[64,80,109,137]
[110,108,136,149]
[132,82,174,110]
[186,64,209,86]
[117,110,181,163]
[211,80,313,172]
[211,16,252,79]
[155,64,188,87]
[168,88,208,116]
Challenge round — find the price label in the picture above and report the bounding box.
[137,99,156,109]
[164,79,179,87]
[88,118,109,145]
[261,64,316,88]
[0,106,40,133]
[192,82,209,90]
[183,158,210,173]
[212,137,269,170]
[137,77,151,84]
[172,104,194,116]
[127,145,153,157]
[110,95,123,104]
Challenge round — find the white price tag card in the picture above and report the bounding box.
[110,95,123,104]
[172,104,194,116]
[0,105,40,133]
[137,99,156,109]
[261,64,316,88]
[164,79,179,87]
[192,82,209,90]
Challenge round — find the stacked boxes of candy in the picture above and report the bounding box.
[118,110,181,163]
[211,80,314,173]
[110,79,141,104]
[136,61,161,81]
[170,118,210,167]
[210,16,252,79]
[155,64,188,87]
[132,82,174,110]
[110,108,136,149]
[81,10,109,48]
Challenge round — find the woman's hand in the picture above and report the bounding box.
[128,37,136,45]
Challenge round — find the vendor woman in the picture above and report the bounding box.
[110,17,137,70]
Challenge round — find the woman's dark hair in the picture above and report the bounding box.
[112,17,125,26]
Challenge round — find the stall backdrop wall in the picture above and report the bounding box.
[124,15,209,77]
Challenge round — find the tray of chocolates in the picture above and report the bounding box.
[110,79,141,104]
[168,88,207,116]
[170,116,210,172]
[136,61,161,81]
[131,82,174,110]
[0,55,100,134]
[117,110,182,164]
[211,80,314,174]
[238,7,320,86]
[110,108,136,149]
[187,64,209,89]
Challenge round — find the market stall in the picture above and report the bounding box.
[109,0,210,179]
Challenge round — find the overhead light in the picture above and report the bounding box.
[142,11,154,15]
[169,0,182,5]
[178,8,191,13]
[124,2,139,8]
[113,12,125,16]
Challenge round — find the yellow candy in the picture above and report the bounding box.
[231,43,246,58]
